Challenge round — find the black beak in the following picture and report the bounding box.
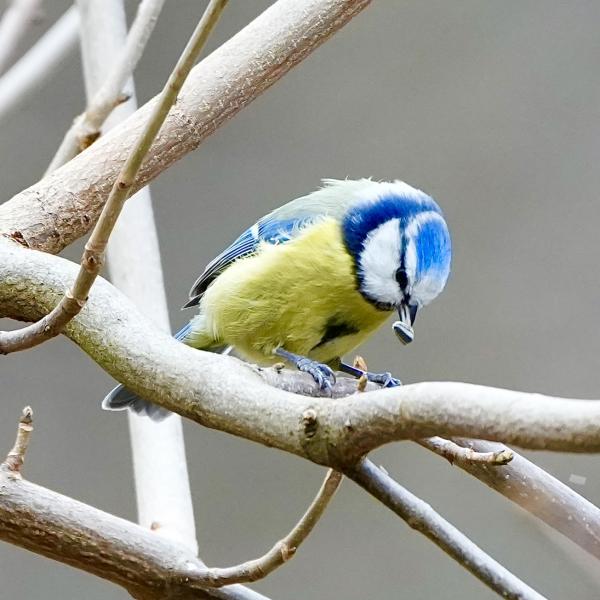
[393,302,416,345]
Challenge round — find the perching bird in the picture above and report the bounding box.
[103,178,452,420]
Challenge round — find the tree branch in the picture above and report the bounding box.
[0,409,339,598]
[0,0,43,75]
[2,240,600,460]
[438,439,600,561]
[0,0,228,355]
[46,0,166,172]
[0,0,372,254]
[0,6,79,121]
[0,468,273,600]
[346,459,546,600]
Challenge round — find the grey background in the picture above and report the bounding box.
[1,1,600,598]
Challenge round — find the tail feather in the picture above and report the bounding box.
[102,384,171,421]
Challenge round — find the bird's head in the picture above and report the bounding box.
[340,179,452,344]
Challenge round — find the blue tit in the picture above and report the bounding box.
[103,178,452,420]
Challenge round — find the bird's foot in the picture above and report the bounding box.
[296,357,336,391]
[337,361,402,388]
[274,348,336,392]
[364,371,402,388]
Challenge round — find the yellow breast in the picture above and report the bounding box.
[198,218,393,364]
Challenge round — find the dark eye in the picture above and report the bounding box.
[395,267,408,290]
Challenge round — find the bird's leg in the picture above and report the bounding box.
[274,348,336,392]
[337,360,402,388]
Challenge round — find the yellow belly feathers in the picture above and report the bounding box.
[189,218,392,365]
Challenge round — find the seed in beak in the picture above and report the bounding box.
[393,320,414,344]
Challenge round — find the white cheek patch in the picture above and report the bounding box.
[358,218,403,306]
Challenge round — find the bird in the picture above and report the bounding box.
[103,178,452,420]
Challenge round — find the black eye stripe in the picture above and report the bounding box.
[395,267,409,290]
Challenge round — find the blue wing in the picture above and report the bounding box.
[183,215,316,307]
[182,179,376,308]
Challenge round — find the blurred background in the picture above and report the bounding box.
[1,1,600,598]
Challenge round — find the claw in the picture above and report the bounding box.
[273,348,336,392]
[297,358,336,391]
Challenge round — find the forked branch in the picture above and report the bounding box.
[0,409,339,598]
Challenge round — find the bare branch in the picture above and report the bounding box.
[203,470,342,586]
[0,0,43,75]
[0,0,227,355]
[46,0,166,172]
[2,406,33,476]
[0,0,373,254]
[76,0,197,553]
[0,424,338,596]
[2,241,600,459]
[346,459,546,600]
[441,439,600,561]
[0,6,78,121]
[419,436,513,466]
[0,468,271,600]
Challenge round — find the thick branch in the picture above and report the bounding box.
[0,470,271,600]
[346,459,546,600]
[2,241,600,461]
[0,0,227,354]
[0,406,337,597]
[0,0,372,253]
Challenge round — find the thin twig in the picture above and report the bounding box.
[0,0,43,75]
[346,459,546,600]
[46,0,166,173]
[201,469,342,586]
[0,6,78,122]
[0,0,228,355]
[2,406,33,476]
[419,436,513,466]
